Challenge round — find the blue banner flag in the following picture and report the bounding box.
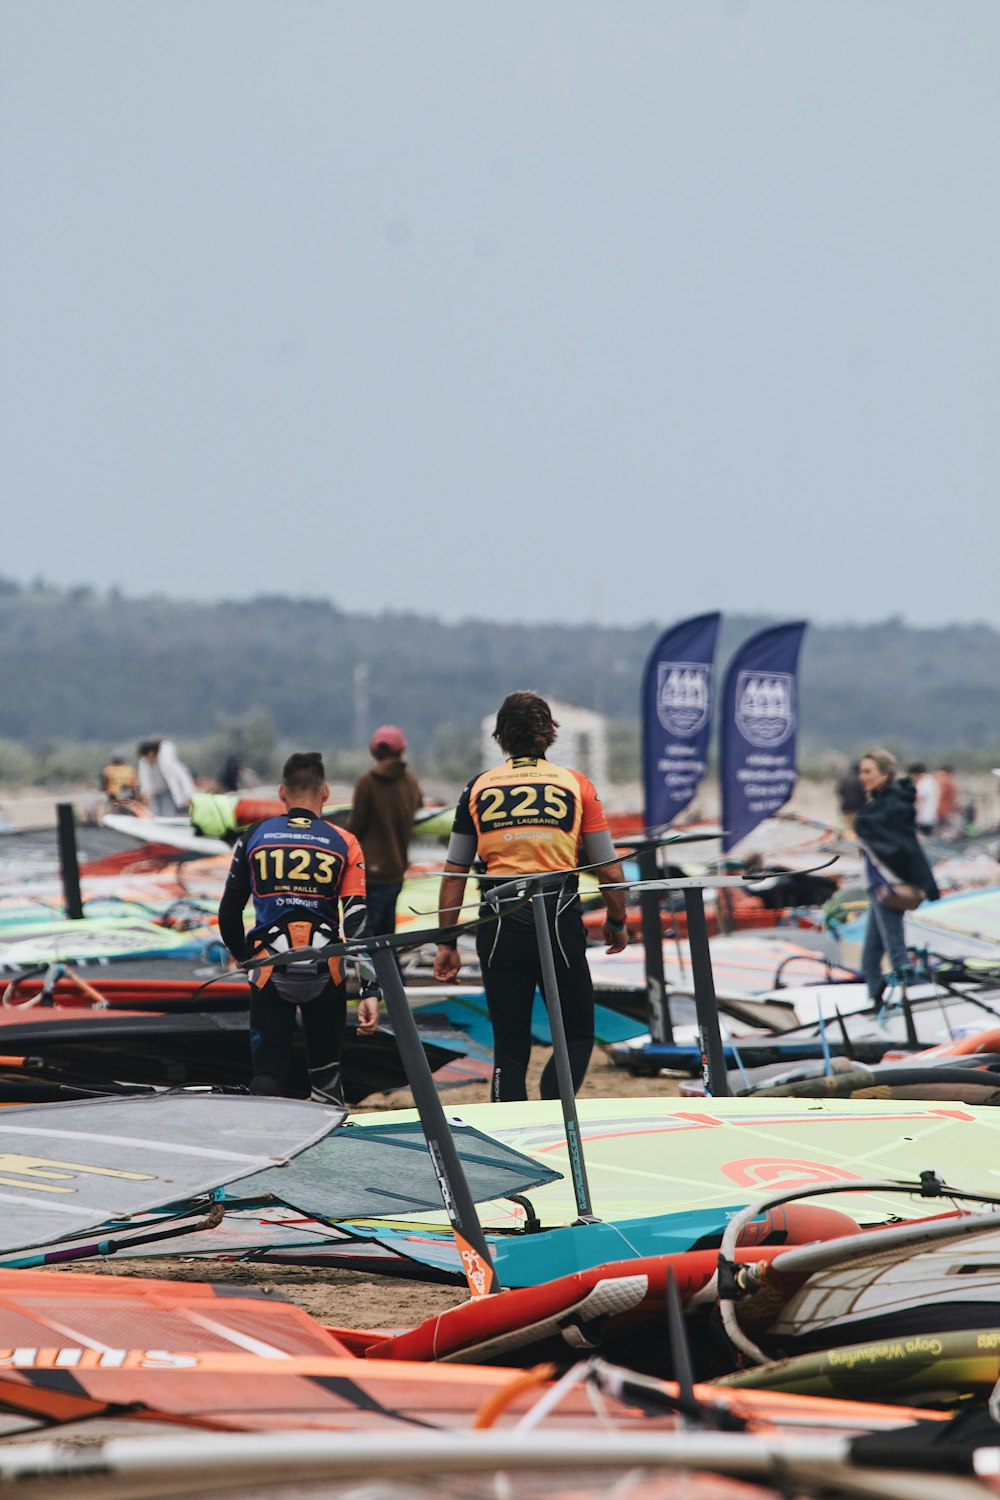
[642,612,721,830]
[720,621,807,853]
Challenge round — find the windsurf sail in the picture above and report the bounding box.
[345,1097,1000,1238]
[229,1118,562,1224]
[0,1292,944,1441]
[0,1265,350,1358]
[735,1214,1000,1357]
[0,1094,341,1255]
[0,916,213,971]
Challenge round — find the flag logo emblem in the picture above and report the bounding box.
[735,672,796,747]
[656,662,711,736]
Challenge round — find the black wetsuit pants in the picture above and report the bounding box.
[249,978,347,1103]
[475,905,595,1103]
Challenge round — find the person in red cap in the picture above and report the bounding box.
[348,725,423,940]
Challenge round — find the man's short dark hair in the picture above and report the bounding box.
[282,751,326,796]
[493,691,559,758]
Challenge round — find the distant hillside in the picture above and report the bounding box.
[0,579,997,759]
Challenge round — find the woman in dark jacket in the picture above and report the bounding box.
[855,746,940,1000]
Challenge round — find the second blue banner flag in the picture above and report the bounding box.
[720,620,807,853]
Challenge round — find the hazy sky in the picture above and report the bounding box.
[2,1,997,629]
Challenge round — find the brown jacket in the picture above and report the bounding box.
[348,757,422,886]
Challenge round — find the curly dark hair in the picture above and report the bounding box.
[281,751,326,796]
[493,691,559,758]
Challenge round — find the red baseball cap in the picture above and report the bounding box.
[370,724,406,755]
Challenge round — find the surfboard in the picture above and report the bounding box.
[716,1326,1000,1404]
[102,813,230,856]
[342,1198,864,1291]
[405,990,647,1051]
[0,965,251,1011]
[363,1253,719,1365]
[836,887,1000,969]
[0,1010,459,1103]
[588,931,856,1017]
[104,803,457,860]
[617,981,1000,1081]
[361,1237,850,1372]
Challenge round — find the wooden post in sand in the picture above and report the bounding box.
[57,802,84,921]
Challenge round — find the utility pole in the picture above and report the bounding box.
[353,661,370,749]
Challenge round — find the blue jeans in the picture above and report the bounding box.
[151,790,181,817]
[366,882,403,937]
[861,897,909,999]
[365,882,405,980]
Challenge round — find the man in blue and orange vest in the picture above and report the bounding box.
[433,691,627,1102]
[218,751,379,1104]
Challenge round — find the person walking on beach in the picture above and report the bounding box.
[137,738,196,816]
[348,725,422,938]
[855,747,940,1001]
[101,752,139,805]
[218,751,380,1105]
[433,690,628,1102]
[934,765,959,836]
[908,763,940,838]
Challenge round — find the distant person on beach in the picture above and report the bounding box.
[101,752,139,804]
[934,765,959,836]
[908,762,940,837]
[136,738,196,816]
[432,690,627,1102]
[218,753,258,794]
[217,751,379,1105]
[855,747,940,1001]
[348,725,423,939]
[835,762,865,832]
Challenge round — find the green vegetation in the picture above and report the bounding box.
[0,579,996,787]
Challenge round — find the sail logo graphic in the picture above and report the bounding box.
[734,671,796,748]
[0,1154,155,1195]
[0,1348,199,1370]
[721,1158,862,1191]
[656,663,711,736]
[452,1227,494,1298]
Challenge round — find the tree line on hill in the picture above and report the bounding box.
[0,578,997,785]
